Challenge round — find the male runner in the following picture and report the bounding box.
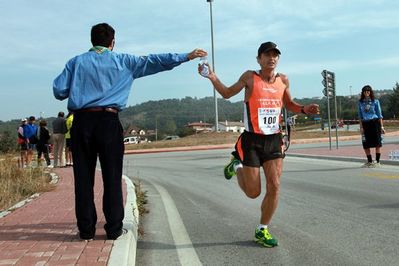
[199,41,319,247]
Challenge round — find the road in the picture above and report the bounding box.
[124,149,399,266]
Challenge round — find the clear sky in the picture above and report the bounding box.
[1,0,398,122]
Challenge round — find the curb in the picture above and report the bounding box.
[287,153,399,166]
[108,175,139,266]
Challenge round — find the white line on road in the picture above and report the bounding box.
[152,182,202,266]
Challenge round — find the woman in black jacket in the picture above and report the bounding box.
[37,120,52,167]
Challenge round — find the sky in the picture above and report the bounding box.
[1,0,399,122]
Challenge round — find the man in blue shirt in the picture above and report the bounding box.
[23,116,38,166]
[53,23,206,241]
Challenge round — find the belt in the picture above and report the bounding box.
[76,107,119,114]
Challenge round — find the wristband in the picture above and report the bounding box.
[301,106,306,114]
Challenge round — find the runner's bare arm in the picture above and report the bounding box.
[281,74,320,114]
[203,68,250,99]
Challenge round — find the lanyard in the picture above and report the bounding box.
[89,46,110,54]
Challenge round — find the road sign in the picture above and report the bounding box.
[321,70,335,97]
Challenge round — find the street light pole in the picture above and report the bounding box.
[207,0,218,131]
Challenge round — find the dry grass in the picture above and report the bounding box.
[125,128,361,151]
[126,123,399,151]
[134,180,148,217]
[0,154,54,211]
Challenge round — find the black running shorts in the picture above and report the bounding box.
[234,131,285,167]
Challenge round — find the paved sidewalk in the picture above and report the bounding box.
[288,143,399,165]
[0,168,127,266]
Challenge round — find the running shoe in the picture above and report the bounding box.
[373,162,381,167]
[254,227,278,247]
[361,162,375,168]
[224,157,240,180]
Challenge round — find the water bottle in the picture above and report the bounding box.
[361,134,366,143]
[199,56,209,77]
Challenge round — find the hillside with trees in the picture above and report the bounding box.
[1,84,398,146]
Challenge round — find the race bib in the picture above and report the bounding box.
[258,108,280,135]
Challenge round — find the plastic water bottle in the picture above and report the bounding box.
[361,134,366,143]
[199,56,209,77]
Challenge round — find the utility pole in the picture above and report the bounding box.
[206,0,219,131]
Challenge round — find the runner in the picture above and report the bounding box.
[199,41,320,247]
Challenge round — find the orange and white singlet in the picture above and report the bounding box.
[243,72,286,135]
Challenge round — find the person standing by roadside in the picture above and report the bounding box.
[36,120,52,167]
[358,85,385,167]
[24,116,38,166]
[53,22,207,241]
[199,41,319,247]
[17,118,28,167]
[52,111,67,167]
[65,112,74,167]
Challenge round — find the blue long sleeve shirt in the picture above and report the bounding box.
[358,99,383,121]
[53,49,190,111]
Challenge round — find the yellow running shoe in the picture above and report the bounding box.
[254,227,278,247]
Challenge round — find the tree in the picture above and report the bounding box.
[387,82,399,119]
[0,131,17,153]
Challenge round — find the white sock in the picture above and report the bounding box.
[233,162,243,172]
[258,224,268,230]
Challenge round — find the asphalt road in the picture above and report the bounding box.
[124,149,399,266]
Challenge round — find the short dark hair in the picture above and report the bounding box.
[58,111,65,118]
[39,120,47,127]
[91,23,115,47]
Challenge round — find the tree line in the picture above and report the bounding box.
[1,83,398,152]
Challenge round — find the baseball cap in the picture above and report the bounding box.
[21,118,27,122]
[258,42,281,57]
[28,116,35,121]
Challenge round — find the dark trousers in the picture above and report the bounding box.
[71,111,125,239]
[37,144,50,165]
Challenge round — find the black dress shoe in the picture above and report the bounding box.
[107,228,128,240]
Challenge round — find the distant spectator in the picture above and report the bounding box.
[24,116,38,166]
[17,118,28,167]
[65,112,74,167]
[52,111,67,167]
[358,85,385,168]
[37,120,52,167]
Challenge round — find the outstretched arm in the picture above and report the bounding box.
[198,64,248,99]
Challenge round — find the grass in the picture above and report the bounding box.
[133,179,148,237]
[0,154,54,211]
[134,180,148,217]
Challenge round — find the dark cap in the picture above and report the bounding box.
[28,116,35,121]
[258,42,281,57]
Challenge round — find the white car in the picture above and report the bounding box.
[124,136,139,144]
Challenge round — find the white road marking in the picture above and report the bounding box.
[152,182,202,266]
